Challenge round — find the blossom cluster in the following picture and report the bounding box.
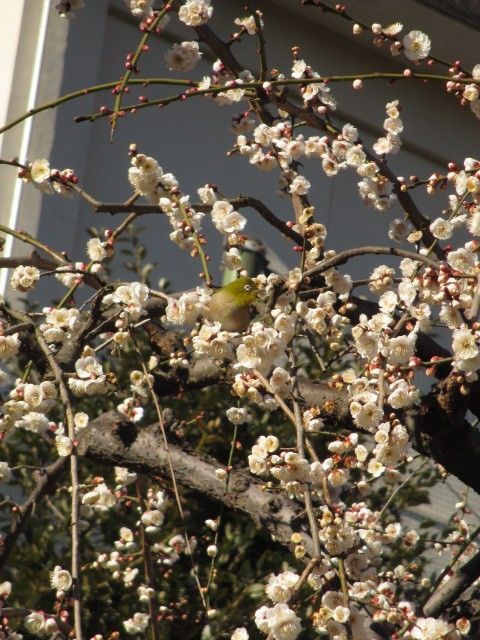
[20,159,77,198]
[235,110,398,213]
[6,4,480,640]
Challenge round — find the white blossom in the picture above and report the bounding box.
[402,30,431,61]
[178,0,212,26]
[234,15,259,35]
[225,407,251,425]
[165,41,202,72]
[11,266,40,292]
[86,238,109,262]
[24,612,47,636]
[411,617,457,640]
[30,159,50,183]
[447,247,477,272]
[265,571,299,603]
[50,566,72,591]
[115,467,137,487]
[289,175,311,196]
[452,328,479,360]
[211,201,247,235]
[141,509,164,528]
[82,483,116,511]
[429,217,453,240]
[124,612,150,635]
[109,282,149,320]
[0,334,20,359]
[0,462,11,483]
[256,603,302,640]
[125,0,154,17]
[386,335,416,365]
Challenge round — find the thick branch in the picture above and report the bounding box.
[84,411,314,555]
[0,251,59,271]
[405,376,480,494]
[423,549,480,618]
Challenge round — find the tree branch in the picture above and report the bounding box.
[423,544,480,617]
[405,376,480,494]
[83,411,315,556]
[304,245,439,280]
[0,457,68,569]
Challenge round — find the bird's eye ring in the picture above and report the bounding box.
[244,284,251,291]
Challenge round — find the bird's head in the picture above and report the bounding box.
[219,275,260,309]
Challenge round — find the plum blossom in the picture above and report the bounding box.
[124,612,150,635]
[211,201,247,235]
[11,265,40,292]
[386,335,416,365]
[30,159,51,183]
[82,483,116,511]
[234,15,260,35]
[265,571,299,603]
[126,0,154,18]
[86,238,110,262]
[255,603,302,640]
[429,217,453,240]
[402,30,431,61]
[50,566,72,591]
[178,0,212,26]
[165,41,202,72]
[108,282,149,321]
[69,354,108,396]
[0,334,20,360]
[452,328,479,360]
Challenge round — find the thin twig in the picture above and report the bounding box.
[375,460,428,524]
[301,0,469,74]
[288,558,319,603]
[110,5,170,140]
[136,479,160,640]
[254,11,268,82]
[304,245,439,281]
[420,522,480,612]
[0,457,68,569]
[291,362,321,559]
[205,422,238,608]
[337,556,353,640]
[0,224,65,264]
[253,369,318,462]
[129,331,207,610]
[35,328,83,640]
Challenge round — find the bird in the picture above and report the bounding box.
[206,275,259,332]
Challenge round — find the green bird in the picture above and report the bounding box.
[206,275,259,332]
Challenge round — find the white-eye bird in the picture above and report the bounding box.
[206,275,259,332]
